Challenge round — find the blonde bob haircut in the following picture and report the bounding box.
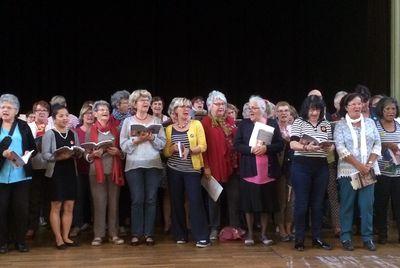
[170,97,192,114]
[129,89,152,107]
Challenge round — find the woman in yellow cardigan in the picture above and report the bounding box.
[164,97,210,248]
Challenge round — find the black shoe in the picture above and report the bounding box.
[0,244,8,254]
[312,238,332,250]
[377,236,387,245]
[15,243,29,253]
[64,241,80,247]
[341,240,354,251]
[55,243,67,250]
[294,240,305,251]
[363,240,376,251]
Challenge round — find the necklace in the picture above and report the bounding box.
[176,120,189,129]
[55,127,68,139]
[135,113,148,121]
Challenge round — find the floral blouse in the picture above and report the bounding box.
[334,117,381,178]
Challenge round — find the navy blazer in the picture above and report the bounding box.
[234,118,284,179]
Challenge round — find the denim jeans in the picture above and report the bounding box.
[167,167,209,242]
[291,157,329,241]
[339,177,374,242]
[126,168,161,237]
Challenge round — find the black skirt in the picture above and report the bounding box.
[240,179,279,213]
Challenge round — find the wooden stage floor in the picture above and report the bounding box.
[1,228,400,267]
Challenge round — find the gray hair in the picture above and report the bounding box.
[110,90,130,108]
[50,95,67,107]
[93,100,111,112]
[167,97,179,116]
[242,102,250,119]
[170,97,192,114]
[333,90,348,110]
[206,90,227,110]
[249,95,266,113]
[0,94,20,114]
[265,100,276,118]
[129,89,152,106]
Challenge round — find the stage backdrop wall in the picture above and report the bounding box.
[0,1,390,115]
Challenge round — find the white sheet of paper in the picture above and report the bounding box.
[201,175,223,202]
[249,122,274,147]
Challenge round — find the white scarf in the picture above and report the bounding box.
[345,113,367,163]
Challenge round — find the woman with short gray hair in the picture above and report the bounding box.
[0,93,36,253]
[202,90,240,240]
[110,90,132,128]
[86,100,125,246]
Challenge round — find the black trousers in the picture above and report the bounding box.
[0,180,31,245]
[28,169,50,231]
[374,175,400,238]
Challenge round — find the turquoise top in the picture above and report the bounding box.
[0,126,31,184]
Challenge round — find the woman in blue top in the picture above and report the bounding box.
[0,94,36,254]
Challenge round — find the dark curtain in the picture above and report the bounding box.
[0,1,390,114]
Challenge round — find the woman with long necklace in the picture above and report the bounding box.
[42,104,82,249]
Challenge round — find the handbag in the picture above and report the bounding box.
[349,169,377,190]
[0,121,18,169]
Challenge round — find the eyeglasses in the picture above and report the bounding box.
[213,102,226,107]
[35,109,48,113]
[249,106,260,110]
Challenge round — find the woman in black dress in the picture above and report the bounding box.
[42,104,82,249]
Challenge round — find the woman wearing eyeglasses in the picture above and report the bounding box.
[0,94,36,254]
[234,95,283,246]
[26,100,52,239]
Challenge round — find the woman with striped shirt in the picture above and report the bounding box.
[290,95,334,251]
[163,97,210,248]
[374,97,400,244]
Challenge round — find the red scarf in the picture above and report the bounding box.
[90,120,124,186]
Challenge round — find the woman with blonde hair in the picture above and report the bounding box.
[120,89,166,246]
[164,97,210,248]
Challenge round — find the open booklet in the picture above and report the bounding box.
[249,122,275,147]
[10,150,35,168]
[301,134,335,147]
[53,146,85,158]
[130,124,162,136]
[81,139,114,151]
[201,175,223,202]
[388,144,400,165]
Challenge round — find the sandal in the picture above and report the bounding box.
[260,235,274,246]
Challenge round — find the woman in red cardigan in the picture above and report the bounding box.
[201,90,240,241]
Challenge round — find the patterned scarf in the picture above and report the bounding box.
[210,115,232,136]
[112,108,132,122]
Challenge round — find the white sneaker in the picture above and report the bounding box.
[91,237,103,246]
[209,229,219,241]
[196,240,211,248]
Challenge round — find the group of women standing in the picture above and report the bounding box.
[1,88,400,254]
